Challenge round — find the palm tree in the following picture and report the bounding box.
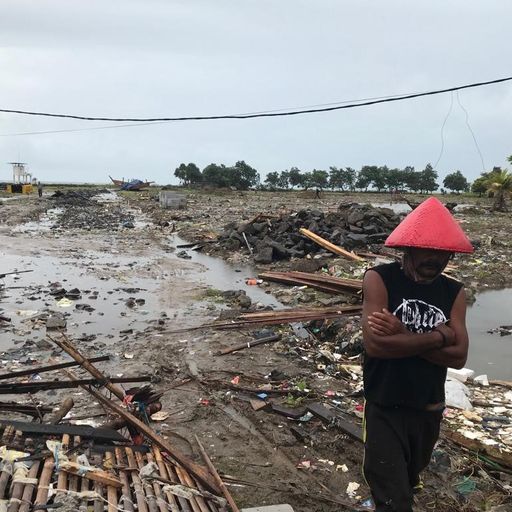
[486,168,512,212]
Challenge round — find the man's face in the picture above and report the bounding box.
[405,248,452,282]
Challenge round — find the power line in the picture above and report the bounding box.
[456,91,486,171]
[0,75,511,123]
[0,91,430,137]
[433,92,454,169]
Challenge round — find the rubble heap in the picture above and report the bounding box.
[218,202,402,263]
[49,189,136,230]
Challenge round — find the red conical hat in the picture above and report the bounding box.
[385,197,474,253]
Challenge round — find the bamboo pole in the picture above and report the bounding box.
[56,338,218,493]
[87,387,218,493]
[33,455,54,507]
[152,447,187,512]
[299,227,365,261]
[105,451,119,512]
[135,450,166,512]
[48,335,125,400]
[114,447,135,512]
[17,460,41,512]
[124,447,149,512]
[194,436,240,512]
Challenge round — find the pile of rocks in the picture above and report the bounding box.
[218,202,401,263]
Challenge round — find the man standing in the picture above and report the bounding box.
[362,197,473,511]
[37,181,43,198]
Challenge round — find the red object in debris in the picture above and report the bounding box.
[231,376,241,385]
[355,403,364,412]
[385,197,474,253]
[325,390,336,397]
[246,278,258,285]
[199,398,210,406]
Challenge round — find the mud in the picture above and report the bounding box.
[0,189,511,511]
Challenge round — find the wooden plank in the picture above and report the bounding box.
[0,420,127,442]
[61,460,122,488]
[299,228,364,261]
[0,355,110,381]
[443,428,512,469]
[306,403,363,442]
[0,375,151,394]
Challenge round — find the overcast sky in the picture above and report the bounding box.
[0,0,510,185]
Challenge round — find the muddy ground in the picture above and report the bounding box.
[0,189,511,511]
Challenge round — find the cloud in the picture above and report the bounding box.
[0,0,510,183]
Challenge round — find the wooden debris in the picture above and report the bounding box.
[443,428,512,469]
[83,385,219,493]
[195,435,240,512]
[260,270,362,295]
[218,333,282,355]
[48,334,126,400]
[0,355,110,381]
[0,420,127,442]
[0,376,151,394]
[299,228,365,261]
[306,403,363,442]
[61,460,122,488]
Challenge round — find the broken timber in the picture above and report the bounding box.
[0,420,127,442]
[218,333,281,355]
[306,403,363,442]
[259,270,362,295]
[0,376,151,394]
[299,227,365,262]
[0,355,110,380]
[85,385,220,493]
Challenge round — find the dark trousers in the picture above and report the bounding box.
[363,401,443,512]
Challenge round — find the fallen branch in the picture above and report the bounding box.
[217,333,281,355]
[299,228,364,261]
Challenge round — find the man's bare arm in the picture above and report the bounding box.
[362,270,445,358]
[421,288,469,369]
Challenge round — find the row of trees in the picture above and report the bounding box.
[174,161,259,190]
[174,157,512,210]
[175,161,471,193]
[264,165,470,194]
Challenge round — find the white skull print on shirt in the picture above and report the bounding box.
[393,299,446,333]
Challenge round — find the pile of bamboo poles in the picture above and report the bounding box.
[0,427,225,512]
[259,270,363,296]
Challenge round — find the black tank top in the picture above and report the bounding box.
[363,262,463,408]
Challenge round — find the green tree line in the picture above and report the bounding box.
[174,157,512,206]
[175,161,472,193]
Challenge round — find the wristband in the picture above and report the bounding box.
[436,329,447,348]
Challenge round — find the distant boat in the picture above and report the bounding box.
[109,175,154,191]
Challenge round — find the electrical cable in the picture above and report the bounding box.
[456,91,486,171]
[0,75,510,123]
[433,92,454,169]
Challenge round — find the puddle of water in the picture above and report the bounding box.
[0,250,162,351]
[11,208,64,234]
[371,202,474,215]
[466,288,512,380]
[169,235,283,308]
